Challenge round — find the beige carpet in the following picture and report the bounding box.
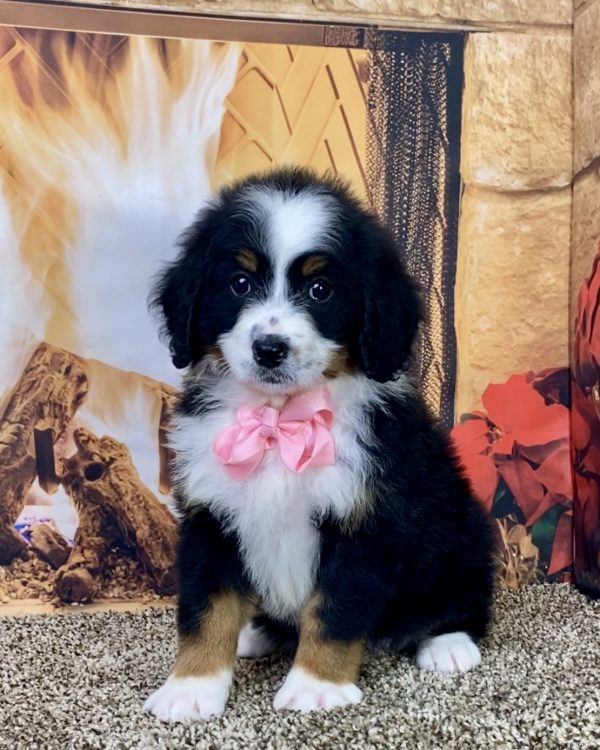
[1,584,599,750]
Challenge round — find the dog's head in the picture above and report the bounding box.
[151,168,422,393]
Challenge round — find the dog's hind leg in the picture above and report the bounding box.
[237,614,297,658]
[237,621,278,658]
[415,631,481,673]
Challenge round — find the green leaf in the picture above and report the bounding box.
[491,476,517,519]
[531,505,562,566]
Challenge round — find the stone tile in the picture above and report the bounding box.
[461,33,572,190]
[455,185,571,414]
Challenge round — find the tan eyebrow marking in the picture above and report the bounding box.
[301,254,329,277]
[236,249,258,273]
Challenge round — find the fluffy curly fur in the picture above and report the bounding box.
[145,168,495,721]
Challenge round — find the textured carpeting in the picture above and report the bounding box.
[1,584,599,750]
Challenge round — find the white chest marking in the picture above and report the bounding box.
[171,375,392,620]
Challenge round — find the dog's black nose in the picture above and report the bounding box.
[252,335,289,368]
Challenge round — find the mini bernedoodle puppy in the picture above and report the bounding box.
[145,168,495,721]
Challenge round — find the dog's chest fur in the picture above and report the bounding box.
[171,375,382,620]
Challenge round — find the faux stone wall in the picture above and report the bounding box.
[572,0,600,322]
[43,0,575,415]
[455,30,572,414]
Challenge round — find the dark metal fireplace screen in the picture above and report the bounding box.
[366,31,463,428]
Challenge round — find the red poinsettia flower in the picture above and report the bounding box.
[452,373,571,521]
[574,244,600,389]
[482,374,570,456]
[451,417,497,510]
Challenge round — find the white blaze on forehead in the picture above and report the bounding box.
[218,185,341,391]
[241,186,336,297]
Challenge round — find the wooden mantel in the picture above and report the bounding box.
[3,0,572,34]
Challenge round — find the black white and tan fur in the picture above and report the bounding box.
[145,168,495,721]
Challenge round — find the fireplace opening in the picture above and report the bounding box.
[0,16,463,607]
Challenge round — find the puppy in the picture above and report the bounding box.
[145,168,494,721]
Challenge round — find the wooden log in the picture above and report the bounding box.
[55,502,116,603]
[0,343,88,564]
[0,527,30,566]
[29,524,70,569]
[59,427,177,598]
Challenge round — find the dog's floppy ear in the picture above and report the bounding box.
[357,221,423,382]
[149,208,218,369]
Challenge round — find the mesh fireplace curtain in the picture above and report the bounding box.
[365,32,464,428]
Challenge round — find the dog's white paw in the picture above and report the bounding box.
[274,667,363,713]
[237,622,277,658]
[416,631,481,673]
[144,671,232,722]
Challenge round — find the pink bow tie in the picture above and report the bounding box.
[213,386,336,480]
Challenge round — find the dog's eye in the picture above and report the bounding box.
[230,273,252,297]
[308,278,333,302]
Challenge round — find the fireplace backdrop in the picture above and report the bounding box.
[0,8,581,608]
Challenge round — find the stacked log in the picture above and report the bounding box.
[0,341,179,604]
[57,428,178,603]
[0,343,88,564]
[29,524,70,569]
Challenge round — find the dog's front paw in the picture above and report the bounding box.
[144,671,232,722]
[416,631,481,673]
[274,667,362,713]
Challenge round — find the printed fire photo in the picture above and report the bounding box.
[0,18,589,610]
[0,26,380,606]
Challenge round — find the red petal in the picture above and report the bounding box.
[482,374,535,432]
[547,512,573,576]
[451,418,490,456]
[520,437,569,466]
[496,455,565,527]
[492,432,515,456]
[583,442,600,478]
[574,474,600,510]
[583,491,600,539]
[535,447,573,500]
[511,403,570,448]
[530,367,569,405]
[460,453,498,511]
[497,459,545,524]
[482,375,569,447]
[482,375,569,445]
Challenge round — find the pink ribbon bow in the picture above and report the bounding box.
[213,386,336,480]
